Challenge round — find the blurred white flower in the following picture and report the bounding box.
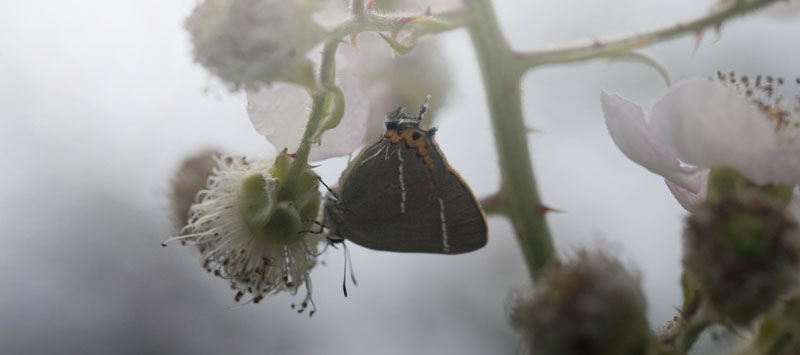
[339,35,453,141]
[166,154,324,314]
[246,57,370,162]
[185,0,326,88]
[601,77,800,211]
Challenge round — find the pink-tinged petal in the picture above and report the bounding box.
[601,91,701,192]
[246,60,370,162]
[649,79,779,185]
[665,170,709,212]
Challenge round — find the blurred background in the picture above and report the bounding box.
[2,0,799,354]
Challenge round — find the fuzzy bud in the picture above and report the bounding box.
[509,251,651,355]
[684,191,800,325]
[185,0,326,89]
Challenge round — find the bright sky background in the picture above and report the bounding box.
[1,0,799,354]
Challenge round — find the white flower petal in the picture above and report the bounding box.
[650,79,779,185]
[665,170,709,212]
[768,137,800,184]
[246,60,370,162]
[601,91,701,192]
[247,82,310,154]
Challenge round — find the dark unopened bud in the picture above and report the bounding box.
[509,251,651,355]
[684,191,800,325]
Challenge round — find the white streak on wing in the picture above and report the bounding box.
[437,197,450,253]
[384,145,394,160]
[397,148,406,214]
[359,142,386,167]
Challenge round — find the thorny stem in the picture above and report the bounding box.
[515,0,782,70]
[465,0,555,280]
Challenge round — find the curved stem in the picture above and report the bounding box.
[516,0,781,70]
[284,40,340,191]
[465,0,555,280]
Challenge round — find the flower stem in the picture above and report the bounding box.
[465,0,555,280]
[516,0,782,69]
[284,40,340,191]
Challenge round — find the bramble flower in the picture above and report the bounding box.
[601,76,800,211]
[166,152,325,314]
[185,0,327,89]
[683,190,800,325]
[508,251,651,355]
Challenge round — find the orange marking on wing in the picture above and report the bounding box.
[384,128,437,170]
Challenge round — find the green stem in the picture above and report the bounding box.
[465,0,555,280]
[659,306,715,354]
[284,40,340,191]
[516,0,781,69]
[325,8,471,41]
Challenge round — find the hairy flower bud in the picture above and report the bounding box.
[165,152,324,314]
[684,191,800,325]
[186,0,326,88]
[509,251,651,355]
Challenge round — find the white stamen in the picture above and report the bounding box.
[437,197,450,253]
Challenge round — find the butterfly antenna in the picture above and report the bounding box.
[417,94,431,120]
[345,241,358,286]
[318,177,339,200]
[342,242,349,297]
[341,241,358,297]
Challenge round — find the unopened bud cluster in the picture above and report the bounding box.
[186,0,326,88]
[683,190,800,325]
[509,251,651,355]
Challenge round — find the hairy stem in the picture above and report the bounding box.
[465,0,555,280]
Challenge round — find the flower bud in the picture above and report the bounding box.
[509,251,651,355]
[185,0,326,89]
[684,191,800,325]
[167,153,324,314]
